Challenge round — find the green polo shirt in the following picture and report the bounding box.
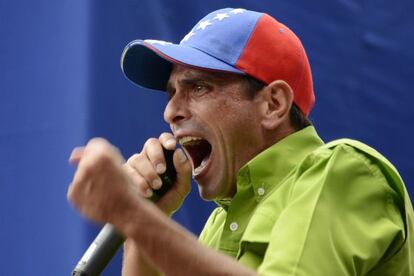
[199,126,414,275]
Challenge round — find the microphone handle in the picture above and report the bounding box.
[72,224,124,276]
[72,148,177,276]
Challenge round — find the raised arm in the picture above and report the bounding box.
[67,137,256,275]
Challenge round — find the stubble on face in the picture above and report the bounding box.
[165,65,265,200]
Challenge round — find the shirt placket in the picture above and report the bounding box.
[218,168,257,257]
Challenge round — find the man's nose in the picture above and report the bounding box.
[163,93,191,125]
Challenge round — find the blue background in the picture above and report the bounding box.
[1,0,413,275]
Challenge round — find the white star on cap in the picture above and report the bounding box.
[231,8,246,14]
[180,31,196,43]
[144,39,173,46]
[213,13,229,21]
[197,19,213,30]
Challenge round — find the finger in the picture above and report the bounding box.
[159,132,176,150]
[67,166,88,206]
[130,172,154,198]
[172,148,192,196]
[128,153,163,190]
[69,138,122,199]
[69,147,85,164]
[85,137,126,165]
[143,138,167,175]
[124,164,153,198]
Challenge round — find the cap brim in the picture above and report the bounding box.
[121,40,244,91]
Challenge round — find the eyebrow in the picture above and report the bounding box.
[166,70,235,93]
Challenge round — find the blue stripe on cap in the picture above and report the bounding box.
[181,8,263,66]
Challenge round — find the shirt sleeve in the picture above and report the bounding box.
[258,144,405,276]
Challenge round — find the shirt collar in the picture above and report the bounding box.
[216,126,324,208]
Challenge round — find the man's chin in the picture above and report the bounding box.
[196,184,216,201]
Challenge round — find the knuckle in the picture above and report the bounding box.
[88,137,109,148]
[144,138,159,149]
[127,153,142,164]
[89,139,117,157]
[136,177,149,189]
[130,174,150,195]
[160,133,176,148]
[84,143,113,164]
[96,148,117,165]
[123,163,134,176]
[159,132,173,140]
[141,170,157,182]
[98,151,112,164]
[80,160,95,175]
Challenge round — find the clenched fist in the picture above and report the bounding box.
[67,138,139,225]
[67,133,192,228]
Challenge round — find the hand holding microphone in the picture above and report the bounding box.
[123,133,191,215]
[67,133,191,275]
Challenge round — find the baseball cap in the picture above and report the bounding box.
[121,8,315,115]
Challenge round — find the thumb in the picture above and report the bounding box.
[172,148,192,196]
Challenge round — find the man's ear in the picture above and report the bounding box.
[260,80,294,130]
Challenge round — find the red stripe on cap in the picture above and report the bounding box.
[235,14,315,115]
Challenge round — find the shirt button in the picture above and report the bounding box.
[229,222,238,232]
[257,187,265,196]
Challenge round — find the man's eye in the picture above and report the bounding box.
[193,84,209,94]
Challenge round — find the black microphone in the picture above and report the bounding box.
[72,148,177,276]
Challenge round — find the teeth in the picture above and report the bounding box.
[194,158,209,175]
[178,136,203,146]
[178,136,211,176]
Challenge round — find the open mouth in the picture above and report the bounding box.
[179,136,212,176]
